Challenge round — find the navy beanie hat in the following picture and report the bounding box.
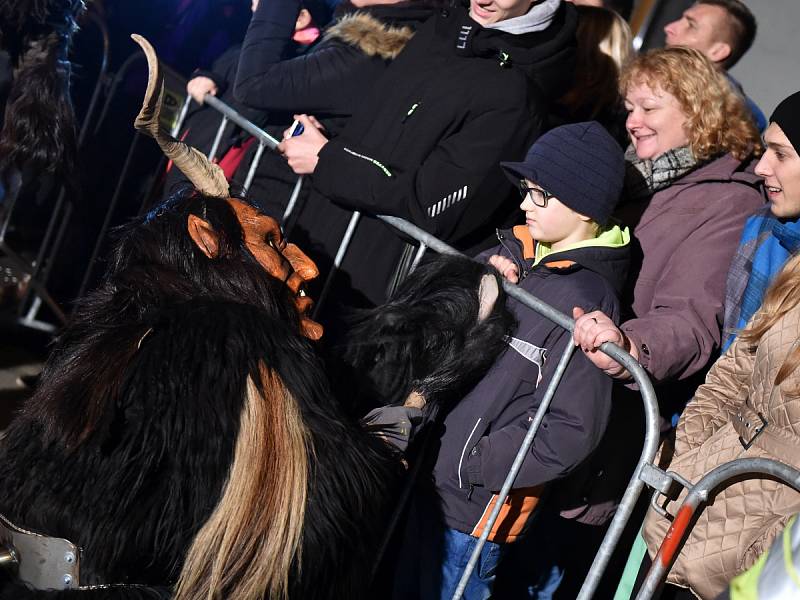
[770,90,800,153]
[500,121,625,226]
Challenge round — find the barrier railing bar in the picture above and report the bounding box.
[195,95,307,239]
[204,95,280,150]
[94,52,145,136]
[636,458,800,600]
[242,142,266,195]
[281,176,304,226]
[207,115,229,162]
[409,243,428,274]
[453,340,578,599]
[312,211,361,319]
[78,12,111,143]
[171,94,192,138]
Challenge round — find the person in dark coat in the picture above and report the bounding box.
[162,0,434,215]
[230,0,435,218]
[278,0,578,326]
[392,121,629,599]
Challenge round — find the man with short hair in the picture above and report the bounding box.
[663,0,766,130]
[277,0,579,325]
[722,90,800,350]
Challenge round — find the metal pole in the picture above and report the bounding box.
[635,458,800,600]
[204,95,280,150]
[312,211,361,319]
[242,143,266,195]
[171,94,192,138]
[281,177,304,226]
[452,341,578,600]
[410,243,428,274]
[207,116,229,162]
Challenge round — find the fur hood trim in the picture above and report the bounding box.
[325,12,414,60]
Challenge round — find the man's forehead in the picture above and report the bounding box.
[688,3,731,36]
[764,124,798,155]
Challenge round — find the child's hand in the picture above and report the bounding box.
[488,254,519,284]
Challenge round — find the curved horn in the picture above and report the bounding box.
[130,34,229,199]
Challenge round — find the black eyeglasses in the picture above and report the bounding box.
[518,182,553,208]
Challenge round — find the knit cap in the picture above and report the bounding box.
[500,121,624,226]
[770,90,800,153]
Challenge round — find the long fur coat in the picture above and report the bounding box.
[0,190,512,598]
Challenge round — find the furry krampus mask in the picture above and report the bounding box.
[340,256,516,412]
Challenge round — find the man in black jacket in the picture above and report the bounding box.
[164,0,430,216]
[279,0,577,324]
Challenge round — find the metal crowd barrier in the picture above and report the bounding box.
[181,95,662,599]
[3,9,110,332]
[152,95,800,599]
[636,458,800,600]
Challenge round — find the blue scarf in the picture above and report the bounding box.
[722,206,800,351]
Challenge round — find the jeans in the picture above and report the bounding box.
[438,528,504,600]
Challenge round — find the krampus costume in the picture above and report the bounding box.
[0,35,512,599]
[0,0,85,179]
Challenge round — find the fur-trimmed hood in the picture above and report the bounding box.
[325,12,416,60]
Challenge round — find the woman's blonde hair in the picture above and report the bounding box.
[619,47,762,161]
[741,252,800,393]
[560,5,632,119]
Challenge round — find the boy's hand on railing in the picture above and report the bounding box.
[572,307,636,380]
[278,114,328,175]
[488,254,519,284]
[186,76,217,105]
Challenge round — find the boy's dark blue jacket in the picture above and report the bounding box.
[432,224,629,542]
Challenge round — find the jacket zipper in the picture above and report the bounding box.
[458,418,482,490]
[496,229,529,280]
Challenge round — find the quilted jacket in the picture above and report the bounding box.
[642,301,800,599]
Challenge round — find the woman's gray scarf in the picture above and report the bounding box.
[624,145,699,201]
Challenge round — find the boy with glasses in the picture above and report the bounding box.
[394,121,630,598]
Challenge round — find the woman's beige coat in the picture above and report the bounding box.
[642,302,800,599]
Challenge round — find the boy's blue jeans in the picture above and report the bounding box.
[392,495,505,600]
[438,528,504,600]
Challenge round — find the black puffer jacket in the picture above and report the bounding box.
[229,0,434,217]
[235,0,433,131]
[293,2,577,315]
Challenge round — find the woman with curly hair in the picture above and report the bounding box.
[523,47,766,598]
[573,47,764,387]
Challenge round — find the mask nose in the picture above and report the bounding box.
[284,243,319,282]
